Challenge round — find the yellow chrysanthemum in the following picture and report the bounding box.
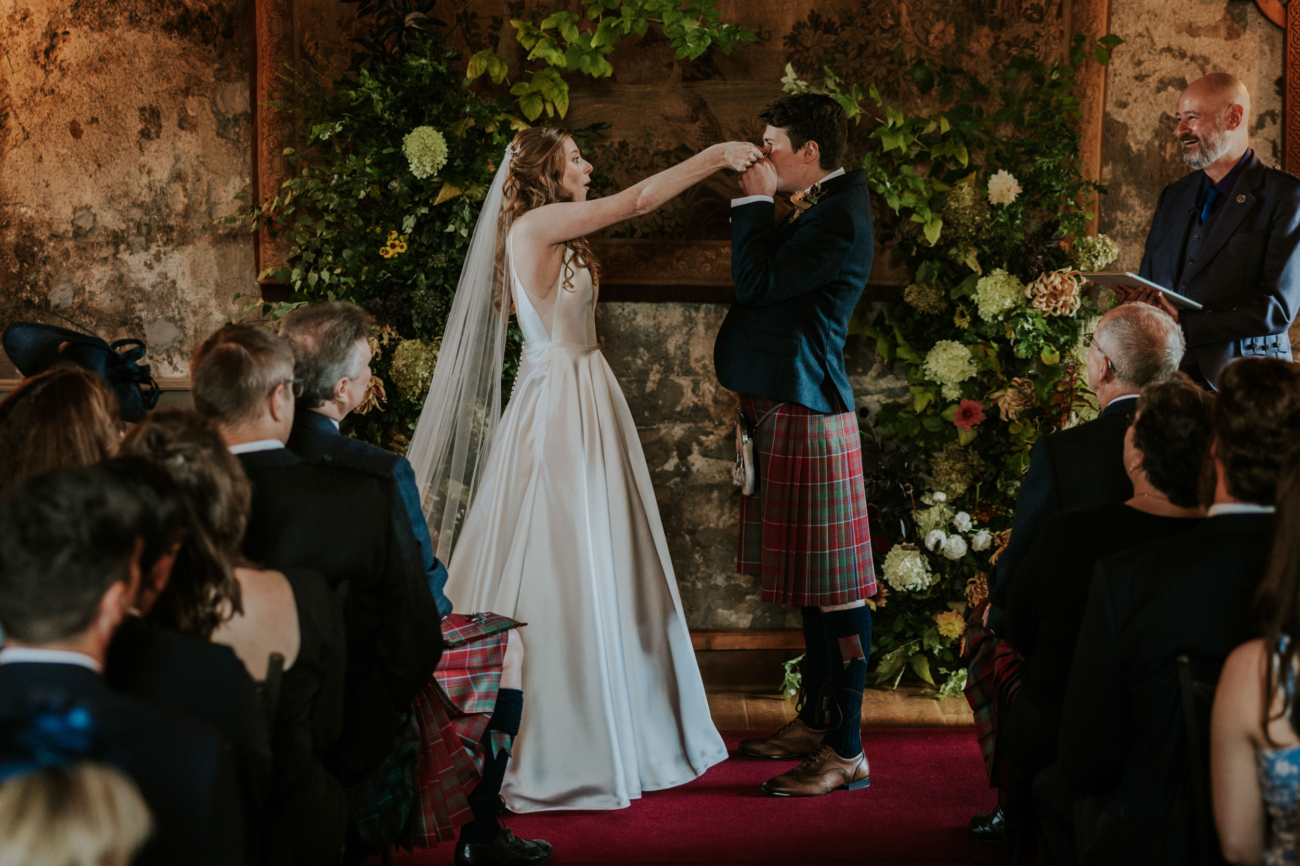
[934,610,967,641]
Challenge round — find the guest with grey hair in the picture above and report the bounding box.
[279,302,549,866]
[966,301,1185,844]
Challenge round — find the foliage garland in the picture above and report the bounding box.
[785,33,1124,696]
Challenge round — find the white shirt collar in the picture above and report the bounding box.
[807,167,846,192]
[1102,394,1138,409]
[0,647,102,673]
[228,439,285,455]
[1207,502,1276,517]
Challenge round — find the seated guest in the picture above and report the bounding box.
[999,376,1212,840]
[100,457,271,862]
[1038,356,1300,866]
[116,417,346,866]
[0,367,120,494]
[189,324,442,789]
[0,465,244,865]
[280,302,549,865]
[967,302,1185,840]
[0,761,152,866]
[1210,453,1300,865]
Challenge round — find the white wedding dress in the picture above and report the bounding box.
[445,233,727,812]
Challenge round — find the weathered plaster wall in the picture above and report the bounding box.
[0,0,253,378]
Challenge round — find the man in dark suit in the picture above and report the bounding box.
[715,93,878,797]
[1036,356,1300,866]
[278,302,550,866]
[0,465,245,866]
[968,302,1185,842]
[1127,72,1300,388]
[190,325,442,787]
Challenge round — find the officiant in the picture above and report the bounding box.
[1125,72,1300,388]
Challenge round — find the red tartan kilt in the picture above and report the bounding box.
[409,613,523,847]
[737,394,876,607]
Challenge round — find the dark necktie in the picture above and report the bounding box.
[1199,187,1221,223]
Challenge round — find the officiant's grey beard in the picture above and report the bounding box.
[1181,111,1232,171]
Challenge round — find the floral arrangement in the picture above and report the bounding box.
[783,34,1123,697]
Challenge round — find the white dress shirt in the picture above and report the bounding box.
[1207,502,1276,517]
[0,647,102,672]
[228,439,285,455]
[731,166,847,208]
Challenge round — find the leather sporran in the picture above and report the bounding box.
[732,402,786,497]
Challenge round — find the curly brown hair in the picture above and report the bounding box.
[1211,357,1300,506]
[0,367,121,495]
[499,127,601,294]
[118,411,247,639]
[1131,374,1215,508]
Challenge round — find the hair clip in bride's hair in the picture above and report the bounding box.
[505,143,519,159]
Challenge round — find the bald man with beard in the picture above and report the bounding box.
[1122,72,1300,389]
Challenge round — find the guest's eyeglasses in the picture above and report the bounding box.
[270,378,304,398]
[1090,336,1116,372]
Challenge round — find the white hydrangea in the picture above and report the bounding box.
[971,529,994,552]
[882,545,935,593]
[953,511,973,532]
[932,491,947,503]
[925,529,947,552]
[974,268,1025,321]
[987,169,1022,206]
[923,340,978,398]
[941,534,968,561]
[402,126,449,180]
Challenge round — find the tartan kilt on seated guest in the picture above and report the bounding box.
[737,395,876,606]
[962,604,1024,789]
[352,612,524,849]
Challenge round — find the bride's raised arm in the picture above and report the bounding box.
[515,139,764,246]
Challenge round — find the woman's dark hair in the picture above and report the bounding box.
[758,93,848,170]
[117,411,246,639]
[1254,452,1300,745]
[0,367,120,495]
[1131,375,1215,507]
[1211,356,1300,505]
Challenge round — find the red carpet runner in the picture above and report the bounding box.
[393,727,1002,866]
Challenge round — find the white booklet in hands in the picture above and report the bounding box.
[1081,272,1205,311]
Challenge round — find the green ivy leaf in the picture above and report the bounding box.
[910,653,935,685]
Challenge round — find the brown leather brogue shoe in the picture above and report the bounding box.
[738,718,828,758]
[761,744,870,796]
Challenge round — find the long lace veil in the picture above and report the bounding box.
[407,146,514,562]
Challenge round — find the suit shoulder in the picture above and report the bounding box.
[1264,164,1300,186]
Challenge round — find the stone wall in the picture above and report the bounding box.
[0,0,253,378]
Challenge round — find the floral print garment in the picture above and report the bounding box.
[1256,747,1300,866]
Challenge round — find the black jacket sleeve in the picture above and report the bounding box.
[988,436,1058,628]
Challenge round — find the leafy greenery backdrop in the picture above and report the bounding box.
[230,1,1123,695]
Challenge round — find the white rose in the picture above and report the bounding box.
[971,529,993,552]
[925,529,947,552]
[987,169,1022,206]
[932,491,947,503]
[953,511,973,532]
[941,534,968,561]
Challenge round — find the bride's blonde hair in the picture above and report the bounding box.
[499,128,602,294]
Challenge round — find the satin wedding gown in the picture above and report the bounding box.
[445,234,727,812]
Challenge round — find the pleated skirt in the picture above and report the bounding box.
[737,394,876,607]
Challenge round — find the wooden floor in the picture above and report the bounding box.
[706,685,975,731]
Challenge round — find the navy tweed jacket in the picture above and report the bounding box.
[714,170,874,414]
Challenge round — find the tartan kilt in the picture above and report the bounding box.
[352,612,524,849]
[962,604,1024,788]
[737,394,876,606]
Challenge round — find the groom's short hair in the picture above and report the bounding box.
[759,93,847,171]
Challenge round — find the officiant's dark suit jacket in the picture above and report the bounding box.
[238,447,442,782]
[0,661,245,866]
[1050,512,1274,866]
[985,396,1135,632]
[287,409,453,618]
[714,170,873,414]
[1138,151,1300,387]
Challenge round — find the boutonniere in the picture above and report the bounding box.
[789,183,824,219]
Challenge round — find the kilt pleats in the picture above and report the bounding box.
[737,394,876,607]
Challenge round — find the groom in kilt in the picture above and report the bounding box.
[715,93,877,796]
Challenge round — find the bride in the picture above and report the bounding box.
[407,128,762,812]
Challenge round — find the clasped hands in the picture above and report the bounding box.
[1113,284,1181,324]
[713,142,778,198]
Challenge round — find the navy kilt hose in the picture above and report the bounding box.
[737,394,876,607]
[354,612,523,848]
